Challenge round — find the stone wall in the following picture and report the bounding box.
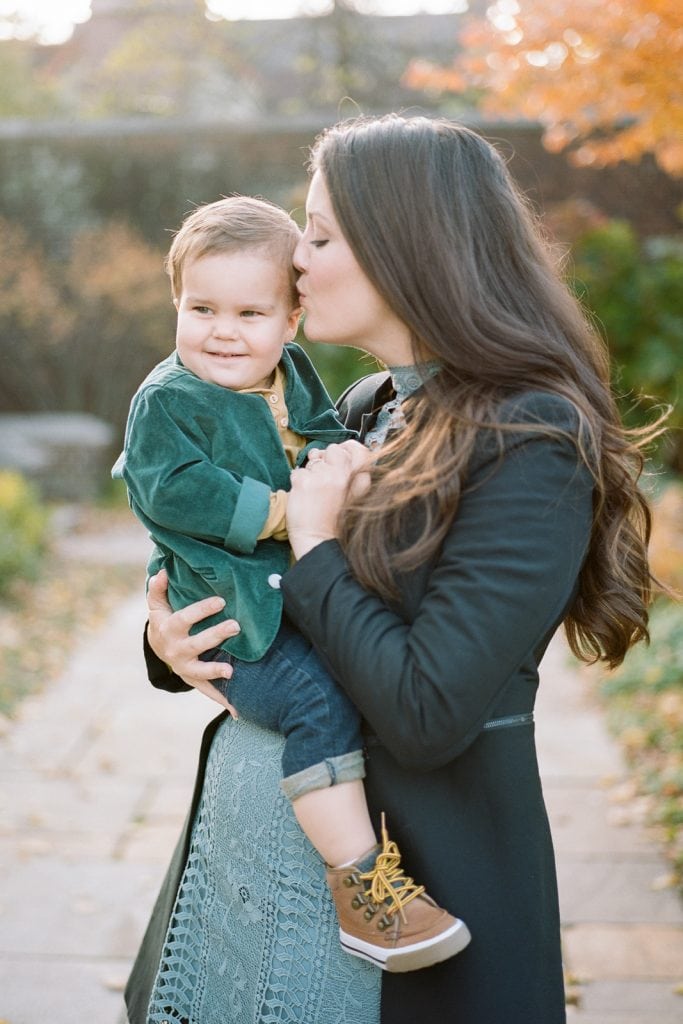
[1,116,680,254]
[0,413,115,501]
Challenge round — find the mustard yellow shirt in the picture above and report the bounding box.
[242,364,306,542]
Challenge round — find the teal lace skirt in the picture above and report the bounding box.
[147,717,381,1024]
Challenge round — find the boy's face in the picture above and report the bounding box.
[174,251,300,390]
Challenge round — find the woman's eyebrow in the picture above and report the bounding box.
[306,209,330,226]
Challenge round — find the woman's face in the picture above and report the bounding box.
[293,170,413,366]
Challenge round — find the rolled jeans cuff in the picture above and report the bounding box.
[280,749,366,802]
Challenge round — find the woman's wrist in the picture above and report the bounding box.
[289,529,336,561]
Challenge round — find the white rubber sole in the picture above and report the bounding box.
[340,917,472,973]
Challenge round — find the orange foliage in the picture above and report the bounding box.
[405,0,683,176]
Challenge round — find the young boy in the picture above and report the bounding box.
[114,196,469,972]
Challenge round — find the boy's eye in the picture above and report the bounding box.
[193,305,212,314]
[240,309,262,317]
[311,240,329,248]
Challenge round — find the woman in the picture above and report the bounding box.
[126,114,657,1024]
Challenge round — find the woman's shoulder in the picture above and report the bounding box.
[335,371,392,430]
[470,389,587,471]
[498,389,582,432]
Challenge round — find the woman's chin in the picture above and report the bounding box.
[303,330,336,346]
[302,325,354,348]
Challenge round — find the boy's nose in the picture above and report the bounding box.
[212,317,238,339]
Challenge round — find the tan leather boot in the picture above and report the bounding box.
[326,814,471,972]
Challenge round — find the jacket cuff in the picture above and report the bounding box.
[224,477,272,553]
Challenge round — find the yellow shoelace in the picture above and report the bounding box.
[358,813,425,922]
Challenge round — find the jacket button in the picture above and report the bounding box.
[267,573,282,589]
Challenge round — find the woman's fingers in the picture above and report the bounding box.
[147,574,240,642]
[190,678,239,719]
[309,440,372,478]
[316,442,350,465]
[147,568,172,611]
[186,619,241,654]
[347,469,372,501]
[166,593,225,630]
[146,570,242,695]
[321,439,370,464]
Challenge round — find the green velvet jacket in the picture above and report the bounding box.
[113,342,354,661]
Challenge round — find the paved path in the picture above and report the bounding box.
[0,522,681,1023]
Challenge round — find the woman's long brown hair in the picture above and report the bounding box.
[310,114,664,668]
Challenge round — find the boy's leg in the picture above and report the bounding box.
[291,781,376,868]
[210,621,376,866]
[264,635,471,972]
[207,623,470,972]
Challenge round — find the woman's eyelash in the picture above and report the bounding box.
[311,239,329,248]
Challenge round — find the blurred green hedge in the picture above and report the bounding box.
[570,221,683,471]
[0,471,49,596]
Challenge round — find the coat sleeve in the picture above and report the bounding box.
[281,429,594,772]
[122,386,271,555]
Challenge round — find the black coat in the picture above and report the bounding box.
[127,374,593,1023]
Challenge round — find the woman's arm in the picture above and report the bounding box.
[144,569,240,714]
[282,431,594,771]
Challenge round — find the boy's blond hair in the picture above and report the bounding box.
[166,196,301,305]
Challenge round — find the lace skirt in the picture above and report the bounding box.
[147,717,381,1024]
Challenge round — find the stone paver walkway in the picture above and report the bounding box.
[0,521,681,1023]
[538,641,683,1022]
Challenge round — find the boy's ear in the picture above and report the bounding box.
[287,307,302,338]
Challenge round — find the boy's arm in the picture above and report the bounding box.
[121,386,273,555]
[257,490,289,541]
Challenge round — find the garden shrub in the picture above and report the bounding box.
[600,596,683,885]
[569,221,683,471]
[0,217,174,446]
[598,481,683,886]
[0,470,49,596]
[601,599,683,698]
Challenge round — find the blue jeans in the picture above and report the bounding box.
[201,616,365,801]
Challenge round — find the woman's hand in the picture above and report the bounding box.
[147,569,240,717]
[308,439,371,473]
[287,441,372,560]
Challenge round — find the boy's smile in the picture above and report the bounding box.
[175,251,300,391]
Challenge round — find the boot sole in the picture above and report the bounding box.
[339,917,471,973]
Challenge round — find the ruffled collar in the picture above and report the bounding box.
[364,360,442,450]
[389,360,442,400]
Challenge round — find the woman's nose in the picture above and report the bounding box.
[293,236,307,273]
